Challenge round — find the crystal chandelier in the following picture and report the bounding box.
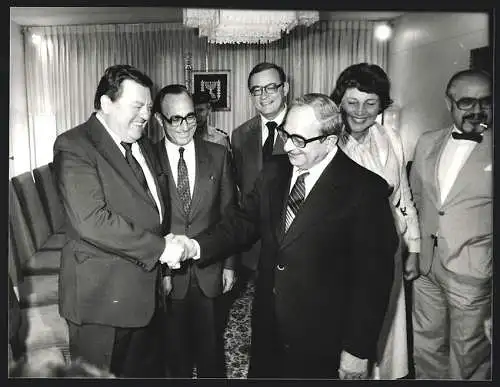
[183,9,320,44]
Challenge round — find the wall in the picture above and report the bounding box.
[10,20,30,177]
[388,12,489,160]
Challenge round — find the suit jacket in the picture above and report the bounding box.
[409,126,493,280]
[155,137,236,299]
[230,115,286,270]
[53,113,169,327]
[196,149,397,366]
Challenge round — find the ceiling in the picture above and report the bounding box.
[10,7,404,26]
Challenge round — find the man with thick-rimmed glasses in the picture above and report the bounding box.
[151,84,236,378]
[166,93,397,379]
[231,62,290,280]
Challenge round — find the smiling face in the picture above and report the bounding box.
[160,92,197,146]
[249,68,289,120]
[100,79,152,143]
[340,87,381,139]
[446,74,492,133]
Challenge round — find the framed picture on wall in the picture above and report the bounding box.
[191,70,231,111]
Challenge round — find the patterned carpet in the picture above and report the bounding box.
[16,278,255,378]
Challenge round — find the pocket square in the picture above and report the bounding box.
[484,164,492,172]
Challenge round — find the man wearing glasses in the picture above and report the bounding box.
[231,62,289,280]
[167,93,397,378]
[152,84,236,377]
[409,69,492,379]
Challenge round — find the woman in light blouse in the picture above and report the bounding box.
[331,63,420,379]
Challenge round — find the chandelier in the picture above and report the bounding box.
[183,9,320,44]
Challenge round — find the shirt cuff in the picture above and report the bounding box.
[406,239,420,253]
[192,239,201,260]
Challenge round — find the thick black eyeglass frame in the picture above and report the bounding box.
[446,95,492,111]
[276,126,330,148]
[250,82,284,97]
[159,111,197,127]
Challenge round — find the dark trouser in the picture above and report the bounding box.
[66,310,164,378]
[165,273,224,378]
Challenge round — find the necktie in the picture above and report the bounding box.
[263,121,277,161]
[177,147,191,215]
[451,131,483,143]
[285,172,309,232]
[121,142,156,206]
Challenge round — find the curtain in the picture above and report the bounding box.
[23,20,388,168]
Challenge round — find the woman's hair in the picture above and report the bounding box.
[330,63,393,112]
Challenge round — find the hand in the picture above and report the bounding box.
[338,350,368,379]
[162,276,172,297]
[171,234,198,259]
[404,252,420,281]
[484,316,492,343]
[159,234,186,269]
[222,269,236,293]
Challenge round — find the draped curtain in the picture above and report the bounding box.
[23,20,388,167]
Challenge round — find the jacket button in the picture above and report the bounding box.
[438,210,445,215]
[273,287,277,295]
[277,264,285,271]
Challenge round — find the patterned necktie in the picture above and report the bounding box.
[451,131,483,143]
[263,121,277,161]
[121,141,156,207]
[177,147,191,215]
[285,172,309,232]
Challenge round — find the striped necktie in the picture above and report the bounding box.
[284,172,309,232]
[177,147,191,215]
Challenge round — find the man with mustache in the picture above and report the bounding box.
[409,69,492,379]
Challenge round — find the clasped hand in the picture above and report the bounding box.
[159,233,198,269]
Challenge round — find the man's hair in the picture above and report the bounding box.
[193,91,213,106]
[445,69,491,96]
[247,62,287,90]
[288,93,344,136]
[330,62,393,112]
[152,84,192,115]
[94,64,153,110]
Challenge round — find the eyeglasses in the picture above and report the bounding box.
[162,112,197,127]
[277,126,330,148]
[250,83,284,97]
[447,95,492,111]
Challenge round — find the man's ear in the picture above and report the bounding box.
[282,82,290,97]
[100,95,112,114]
[444,96,453,112]
[154,112,164,128]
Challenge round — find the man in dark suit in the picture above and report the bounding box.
[152,84,236,378]
[170,93,397,379]
[231,62,288,276]
[53,65,180,377]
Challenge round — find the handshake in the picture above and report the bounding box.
[159,234,199,269]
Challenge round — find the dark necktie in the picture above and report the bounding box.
[285,172,309,232]
[451,131,483,143]
[121,142,157,207]
[177,147,191,215]
[263,121,277,161]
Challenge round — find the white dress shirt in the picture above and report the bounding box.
[260,105,287,147]
[164,137,196,198]
[438,126,478,204]
[96,113,162,223]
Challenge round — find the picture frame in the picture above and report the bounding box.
[191,70,231,111]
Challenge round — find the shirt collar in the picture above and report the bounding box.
[260,104,287,127]
[164,136,195,154]
[292,145,338,178]
[96,112,126,156]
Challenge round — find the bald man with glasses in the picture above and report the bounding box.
[168,93,397,379]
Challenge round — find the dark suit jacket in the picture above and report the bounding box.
[155,137,235,299]
[230,115,286,270]
[53,113,169,328]
[196,149,397,372]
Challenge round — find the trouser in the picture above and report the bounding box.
[412,257,491,379]
[67,309,164,378]
[165,272,224,378]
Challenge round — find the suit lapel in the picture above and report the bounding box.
[138,137,164,216]
[427,127,452,206]
[243,117,263,172]
[270,162,293,243]
[86,114,156,209]
[189,139,211,217]
[279,150,345,250]
[443,129,492,207]
[156,138,183,215]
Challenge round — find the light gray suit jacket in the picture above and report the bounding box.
[410,126,492,281]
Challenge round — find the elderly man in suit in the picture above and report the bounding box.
[231,62,289,277]
[152,84,236,378]
[408,69,492,379]
[53,65,181,377]
[168,93,397,379]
